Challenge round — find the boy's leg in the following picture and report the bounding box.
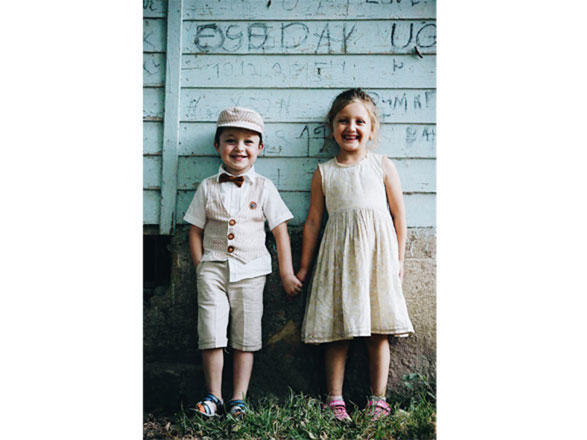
[226,274,266,401]
[202,348,224,400]
[196,261,231,409]
[231,349,254,401]
[365,334,390,396]
[324,340,350,397]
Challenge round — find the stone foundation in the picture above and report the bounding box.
[144,226,436,413]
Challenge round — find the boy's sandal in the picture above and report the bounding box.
[194,393,223,417]
[227,399,248,418]
[323,399,352,422]
[366,399,391,421]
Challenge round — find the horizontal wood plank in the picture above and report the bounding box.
[144,121,163,154]
[144,87,165,120]
[181,54,435,88]
[183,20,436,55]
[183,0,436,20]
[178,89,435,123]
[179,122,435,158]
[143,190,161,224]
[143,18,167,53]
[144,156,161,189]
[143,0,167,19]
[175,190,435,227]
[144,53,166,86]
[176,156,434,192]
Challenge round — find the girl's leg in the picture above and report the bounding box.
[365,334,391,396]
[231,349,254,401]
[324,340,351,397]
[202,348,224,399]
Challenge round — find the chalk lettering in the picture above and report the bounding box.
[394,94,408,111]
[413,94,422,109]
[406,127,418,144]
[194,24,224,51]
[298,125,310,153]
[315,23,332,53]
[422,128,435,142]
[248,23,270,50]
[272,62,282,74]
[342,23,356,53]
[416,23,436,48]
[282,0,299,11]
[393,58,404,72]
[225,24,244,51]
[390,23,413,49]
[281,22,309,49]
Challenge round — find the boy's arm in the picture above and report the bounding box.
[272,222,302,297]
[296,167,325,283]
[188,225,204,269]
[382,156,407,281]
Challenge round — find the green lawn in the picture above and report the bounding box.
[144,375,436,440]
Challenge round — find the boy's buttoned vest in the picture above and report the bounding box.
[203,177,269,264]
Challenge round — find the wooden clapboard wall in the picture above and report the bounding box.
[143,0,436,233]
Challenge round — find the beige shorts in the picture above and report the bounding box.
[196,261,266,351]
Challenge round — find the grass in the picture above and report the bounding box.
[144,375,436,440]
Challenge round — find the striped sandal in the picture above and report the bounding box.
[227,399,248,419]
[194,393,223,417]
[366,399,391,421]
[323,399,352,422]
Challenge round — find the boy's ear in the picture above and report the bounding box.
[214,142,220,152]
[258,142,264,152]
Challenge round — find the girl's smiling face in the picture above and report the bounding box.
[332,101,373,157]
[215,127,263,175]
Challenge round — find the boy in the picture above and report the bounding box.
[183,107,302,418]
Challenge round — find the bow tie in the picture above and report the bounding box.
[219,173,245,187]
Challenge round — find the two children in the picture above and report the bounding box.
[184,90,413,421]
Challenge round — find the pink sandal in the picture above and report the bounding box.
[366,399,391,421]
[324,399,352,422]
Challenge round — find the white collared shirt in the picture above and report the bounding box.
[184,165,293,282]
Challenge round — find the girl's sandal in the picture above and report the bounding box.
[194,393,223,417]
[366,399,391,421]
[227,399,248,419]
[323,399,352,422]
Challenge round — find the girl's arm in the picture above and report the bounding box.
[296,167,325,282]
[272,222,303,296]
[382,156,407,281]
[188,225,204,268]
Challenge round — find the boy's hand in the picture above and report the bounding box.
[282,273,302,297]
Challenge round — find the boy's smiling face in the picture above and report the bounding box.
[215,127,263,175]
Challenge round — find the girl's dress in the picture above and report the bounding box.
[301,151,414,344]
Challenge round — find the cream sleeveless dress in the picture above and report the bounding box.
[301,152,414,344]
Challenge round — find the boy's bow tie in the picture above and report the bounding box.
[219,173,244,187]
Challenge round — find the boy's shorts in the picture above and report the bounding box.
[196,260,266,351]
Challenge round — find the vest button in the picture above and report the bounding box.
[227,233,234,240]
[229,219,236,226]
[227,246,235,253]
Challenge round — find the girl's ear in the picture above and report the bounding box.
[214,142,220,152]
[258,142,264,152]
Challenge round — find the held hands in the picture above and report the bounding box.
[295,268,308,283]
[282,272,303,297]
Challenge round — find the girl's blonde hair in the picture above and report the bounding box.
[326,88,380,147]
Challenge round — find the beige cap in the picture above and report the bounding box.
[216,106,264,136]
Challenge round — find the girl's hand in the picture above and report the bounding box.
[296,267,308,283]
[282,273,303,297]
[398,260,405,282]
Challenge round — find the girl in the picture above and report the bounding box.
[296,89,414,422]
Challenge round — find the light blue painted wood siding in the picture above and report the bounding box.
[143,0,436,229]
